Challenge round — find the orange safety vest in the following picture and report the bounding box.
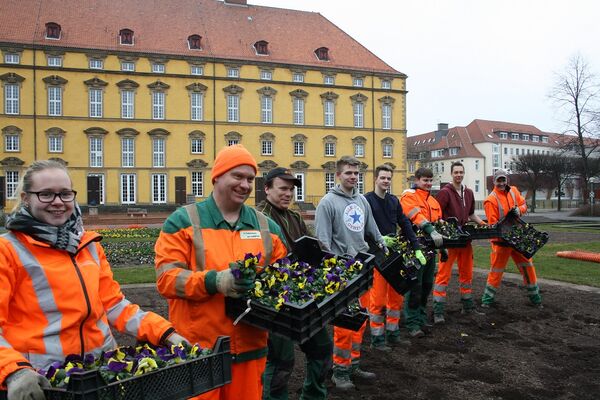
[0,231,172,384]
[484,186,527,225]
[400,188,442,228]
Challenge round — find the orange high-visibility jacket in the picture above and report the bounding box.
[0,230,173,384]
[400,188,442,229]
[154,197,288,363]
[484,186,527,244]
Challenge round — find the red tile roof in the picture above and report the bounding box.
[0,0,402,75]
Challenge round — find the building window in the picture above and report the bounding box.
[48,86,62,116]
[475,180,480,193]
[499,132,507,139]
[516,148,520,155]
[4,84,19,115]
[353,77,364,87]
[261,96,273,124]
[152,91,165,120]
[449,147,458,156]
[382,103,392,130]
[409,163,415,173]
[188,34,202,50]
[260,70,272,80]
[227,94,239,122]
[4,53,20,64]
[120,174,136,204]
[381,79,391,89]
[475,160,480,171]
[47,56,62,67]
[89,137,103,167]
[227,139,239,146]
[45,22,61,39]
[354,143,365,158]
[541,136,548,143]
[119,29,134,45]
[357,173,365,194]
[325,142,336,157]
[48,136,63,153]
[153,137,165,167]
[383,143,392,158]
[4,134,19,152]
[192,171,203,197]
[324,100,335,127]
[121,137,135,167]
[151,174,167,204]
[532,135,539,142]
[261,140,273,156]
[325,172,335,193]
[191,65,203,75]
[190,92,203,121]
[523,134,529,141]
[89,88,103,118]
[254,40,269,55]
[511,133,519,140]
[89,59,103,69]
[504,147,508,155]
[152,63,165,73]
[492,143,500,169]
[121,61,135,72]
[353,102,364,128]
[292,72,304,83]
[293,97,304,125]
[6,171,19,198]
[191,137,203,154]
[227,67,239,78]
[121,90,134,119]
[323,75,335,85]
[315,47,329,61]
[88,173,105,204]
[294,141,305,156]
[294,173,305,201]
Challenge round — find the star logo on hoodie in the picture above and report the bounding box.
[343,203,365,232]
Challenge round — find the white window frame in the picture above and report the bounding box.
[492,143,500,169]
[294,173,305,201]
[5,134,19,152]
[293,97,304,125]
[121,137,135,167]
[4,84,19,115]
[89,59,103,69]
[151,174,167,204]
[325,172,335,193]
[152,63,165,74]
[227,94,239,122]
[261,140,273,156]
[449,147,458,156]
[89,88,103,118]
[227,139,239,146]
[89,137,103,167]
[294,141,305,156]
[48,135,63,153]
[121,61,135,72]
[541,136,548,143]
[324,100,335,127]
[354,143,365,158]
[292,72,304,83]
[324,75,335,85]
[121,89,134,119]
[475,180,480,193]
[4,53,20,64]
[47,56,62,67]
[325,142,336,157]
[383,143,392,158]
[191,137,203,154]
[190,65,204,75]
[381,79,391,89]
[500,132,508,140]
[353,102,364,128]
[191,171,204,197]
[532,135,539,142]
[88,173,105,204]
[475,159,480,171]
[511,133,520,140]
[120,173,136,204]
[152,91,165,120]
[382,104,392,130]
[523,134,529,141]
[152,137,166,168]
[260,70,272,80]
[191,92,203,121]
[357,173,365,194]
[353,77,364,87]
[261,96,273,124]
[48,86,62,116]
[6,171,19,198]
[227,67,239,78]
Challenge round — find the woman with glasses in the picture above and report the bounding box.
[0,160,188,400]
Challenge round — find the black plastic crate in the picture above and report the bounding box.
[497,215,549,259]
[331,309,369,332]
[0,337,231,400]
[374,250,419,295]
[225,236,374,344]
[462,224,501,240]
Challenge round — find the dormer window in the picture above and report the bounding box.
[119,29,134,45]
[315,47,329,61]
[499,132,507,140]
[254,40,269,55]
[46,22,61,39]
[188,34,201,50]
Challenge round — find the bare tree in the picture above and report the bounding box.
[545,154,577,211]
[550,54,600,204]
[513,153,550,213]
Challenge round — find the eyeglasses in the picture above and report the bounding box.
[27,190,77,203]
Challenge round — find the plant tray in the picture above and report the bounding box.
[225,236,375,344]
[0,337,231,400]
[498,215,549,259]
[462,224,501,240]
[375,250,419,295]
[331,309,369,332]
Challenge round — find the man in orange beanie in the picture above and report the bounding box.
[155,144,288,400]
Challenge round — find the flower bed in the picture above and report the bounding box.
[102,241,156,266]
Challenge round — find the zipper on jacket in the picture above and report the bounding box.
[70,254,92,358]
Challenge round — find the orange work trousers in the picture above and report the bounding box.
[193,357,266,400]
[432,244,474,305]
[333,291,370,369]
[369,269,403,337]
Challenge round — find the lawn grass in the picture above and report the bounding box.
[113,266,156,285]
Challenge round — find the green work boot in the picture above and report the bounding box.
[370,334,391,352]
[331,367,354,391]
[351,365,376,380]
[386,330,410,346]
[481,285,497,307]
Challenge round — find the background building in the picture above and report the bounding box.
[0,0,407,211]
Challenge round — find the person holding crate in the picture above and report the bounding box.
[154,145,288,400]
[432,162,486,324]
[256,167,332,400]
[315,156,386,390]
[364,164,426,351]
[0,160,187,400]
[481,169,542,308]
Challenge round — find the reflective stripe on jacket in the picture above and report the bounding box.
[0,230,173,384]
[400,188,442,228]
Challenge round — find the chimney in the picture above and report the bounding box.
[224,0,247,5]
[435,123,449,141]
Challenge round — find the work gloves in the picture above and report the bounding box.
[5,368,50,400]
[440,248,449,262]
[165,332,191,347]
[414,249,427,266]
[216,264,255,298]
[507,207,521,218]
[429,230,444,248]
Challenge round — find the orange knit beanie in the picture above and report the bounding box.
[211,144,258,183]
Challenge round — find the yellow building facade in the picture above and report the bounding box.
[0,0,407,211]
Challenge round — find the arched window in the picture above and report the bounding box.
[315,47,329,61]
[188,34,201,50]
[254,40,269,55]
[119,29,134,45]
[46,22,61,39]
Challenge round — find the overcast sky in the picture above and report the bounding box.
[251,0,600,136]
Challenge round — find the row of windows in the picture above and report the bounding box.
[503,147,552,156]
[2,82,394,128]
[498,131,549,143]
[2,52,393,89]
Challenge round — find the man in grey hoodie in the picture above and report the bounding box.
[315,156,385,391]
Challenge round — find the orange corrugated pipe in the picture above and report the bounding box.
[556,250,600,264]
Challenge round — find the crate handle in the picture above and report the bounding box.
[232,298,253,326]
